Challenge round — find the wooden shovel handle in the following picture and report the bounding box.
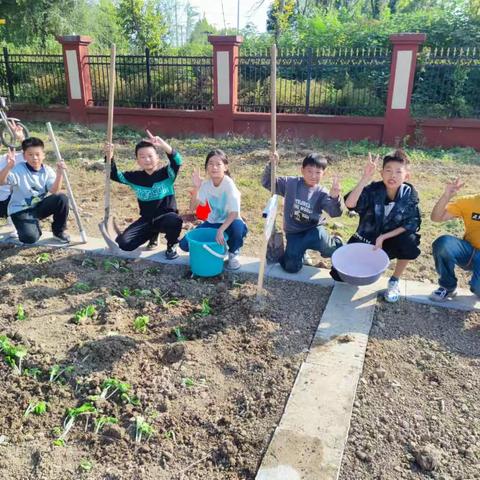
[270,43,277,195]
[104,44,116,224]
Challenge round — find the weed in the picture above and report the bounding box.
[81,258,97,269]
[94,297,106,308]
[172,326,186,342]
[135,416,154,443]
[164,430,176,442]
[24,400,47,417]
[199,298,212,316]
[133,315,149,333]
[23,367,42,379]
[15,305,27,321]
[79,459,94,472]
[35,253,51,264]
[0,335,27,374]
[72,282,91,293]
[72,305,97,324]
[152,288,179,307]
[49,364,75,383]
[93,415,118,434]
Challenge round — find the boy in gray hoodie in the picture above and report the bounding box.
[262,152,343,273]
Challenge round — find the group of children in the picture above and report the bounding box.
[0,130,478,305]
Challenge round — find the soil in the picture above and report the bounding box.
[0,244,331,480]
[339,300,480,480]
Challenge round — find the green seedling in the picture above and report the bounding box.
[81,258,97,269]
[199,298,212,316]
[24,400,47,417]
[164,430,176,442]
[51,426,62,437]
[16,305,27,321]
[79,459,94,472]
[182,377,196,388]
[52,438,66,447]
[94,378,139,405]
[49,364,75,383]
[146,266,160,275]
[152,288,179,307]
[35,252,51,264]
[133,315,149,333]
[94,297,106,308]
[172,326,186,342]
[61,402,97,439]
[93,415,118,434]
[23,367,42,379]
[72,305,97,324]
[103,258,131,273]
[0,335,27,374]
[72,282,91,293]
[135,416,154,443]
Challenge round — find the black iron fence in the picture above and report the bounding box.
[0,48,67,106]
[411,47,480,119]
[88,49,213,110]
[237,47,391,116]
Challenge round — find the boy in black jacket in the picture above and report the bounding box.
[105,134,182,259]
[333,149,421,303]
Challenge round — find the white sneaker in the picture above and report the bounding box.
[7,217,18,239]
[303,251,314,266]
[384,279,401,303]
[226,252,241,270]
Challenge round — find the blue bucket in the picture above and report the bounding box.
[185,228,228,277]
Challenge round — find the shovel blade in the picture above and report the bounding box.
[98,218,119,251]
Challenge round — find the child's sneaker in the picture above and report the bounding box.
[53,231,71,244]
[7,217,17,239]
[226,252,241,270]
[147,238,158,250]
[165,244,178,260]
[384,278,401,303]
[429,286,457,302]
[303,251,314,266]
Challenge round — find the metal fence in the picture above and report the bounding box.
[237,47,391,116]
[0,48,67,106]
[411,47,480,119]
[88,49,213,110]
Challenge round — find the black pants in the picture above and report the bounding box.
[116,212,183,251]
[0,196,10,218]
[349,231,421,260]
[10,193,69,244]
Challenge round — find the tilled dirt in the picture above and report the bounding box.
[0,245,331,480]
[339,300,480,480]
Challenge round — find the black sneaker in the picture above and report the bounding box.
[146,239,159,250]
[329,267,345,283]
[53,231,71,244]
[165,244,178,260]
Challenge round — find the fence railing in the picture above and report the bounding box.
[237,47,391,116]
[411,47,480,119]
[88,49,213,110]
[0,48,67,106]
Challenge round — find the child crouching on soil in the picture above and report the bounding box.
[332,149,421,303]
[0,137,70,244]
[179,149,248,270]
[105,133,183,259]
[261,151,343,273]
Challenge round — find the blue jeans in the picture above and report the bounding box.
[179,219,248,254]
[281,225,342,273]
[432,235,480,296]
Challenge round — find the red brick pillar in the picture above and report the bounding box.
[382,33,426,146]
[57,35,93,124]
[208,35,243,136]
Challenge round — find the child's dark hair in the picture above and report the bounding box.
[21,137,44,152]
[205,149,231,176]
[382,149,410,168]
[135,140,156,156]
[302,153,329,170]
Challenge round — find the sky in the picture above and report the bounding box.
[188,0,270,32]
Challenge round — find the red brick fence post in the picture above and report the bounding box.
[382,33,426,146]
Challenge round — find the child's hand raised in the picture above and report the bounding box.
[6,148,15,169]
[329,174,341,198]
[144,129,172,154]
[362,152,379,181]
[192,168,203,190]
[9,120,25,142]
[444,177,464,198]
[104,142,114,160]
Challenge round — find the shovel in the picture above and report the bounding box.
[266,43,284,264]
[98,44,118,251]
[46,122,88,244]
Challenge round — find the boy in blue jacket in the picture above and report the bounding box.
[334,149,421,303]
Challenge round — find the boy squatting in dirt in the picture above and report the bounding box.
[430,178,480,301]
[331,149,421,303]
[0,137,71,244]
[261,151,343,273]
[104,133,183,259]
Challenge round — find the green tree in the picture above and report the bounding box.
[189,16,217,45]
